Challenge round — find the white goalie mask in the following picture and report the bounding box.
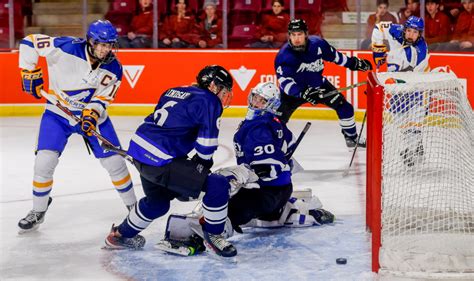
[246,82,281,120]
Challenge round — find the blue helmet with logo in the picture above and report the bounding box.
[86,20,118,64]
[404,16,424,32]
[87,20,118,44]
[403,16,424,45]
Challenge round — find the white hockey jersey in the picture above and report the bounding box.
[19,34,122,124]
[372,22,430,72]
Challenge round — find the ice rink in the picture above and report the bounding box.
[0,116,375,281]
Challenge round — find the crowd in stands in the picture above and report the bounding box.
[1,0,472,52]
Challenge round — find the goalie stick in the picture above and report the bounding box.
[40,89,134,163]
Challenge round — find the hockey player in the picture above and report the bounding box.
[371,15,429,72]
[275,19,373,149]
[104,65,252,258]
[371,16,428,166]
[230,81,335,231]
[156,82,335,257]
[18,20,137,233]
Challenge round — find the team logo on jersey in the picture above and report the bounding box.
[62,89,96,108]
[296,59,324,73]
[230,66,256,91]
[123,65,145,88]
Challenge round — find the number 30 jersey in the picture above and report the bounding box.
[233,114,296,187]
[127,86,223,167]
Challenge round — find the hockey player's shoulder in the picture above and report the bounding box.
[388,24,404,39]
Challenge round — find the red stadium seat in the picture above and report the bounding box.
[296,0,322,13]
[228,24,257,48]
[232,0,262,11]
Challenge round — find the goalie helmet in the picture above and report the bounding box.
[246,82,281,120]
[86,20,118,64]
[288,19,308,52]
[196,65,234,108]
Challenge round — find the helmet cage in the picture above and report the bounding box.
[248,82,281,116]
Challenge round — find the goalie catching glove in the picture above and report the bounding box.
[372,44,388,67]
[81,108,99,136]
[21,68,44,99]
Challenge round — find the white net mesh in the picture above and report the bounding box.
[375,72,474,275]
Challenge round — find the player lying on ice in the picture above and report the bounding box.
[156,82,335,257]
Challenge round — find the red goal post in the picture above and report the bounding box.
[365,71,474,278]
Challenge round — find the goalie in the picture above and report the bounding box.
[157,82,334,256]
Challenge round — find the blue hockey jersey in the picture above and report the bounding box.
[128,86,223,166]
[233,113,297,187]
[274,36,355,98]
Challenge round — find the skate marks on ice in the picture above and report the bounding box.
[100,216,375,281]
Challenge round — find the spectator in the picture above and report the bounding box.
[441,0,474,51]
[399,0,421,24]
[118,0,153,48]
[440,0,463,21]
[195,0,223,48]
[159,0,199,48]
[361,0,398,49]
[425,0,451,49]
[249,0,290,48]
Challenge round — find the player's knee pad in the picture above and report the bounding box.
[100,154,127,176]
[34,150,59,179]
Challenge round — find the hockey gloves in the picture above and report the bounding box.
[348,57,373,72]
[21,68,44,99]
[191,154,214,170]
[81,108,99,136]
[301,87,327,105]
[372,44,388,68]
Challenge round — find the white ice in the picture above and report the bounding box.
[0,117,375,281]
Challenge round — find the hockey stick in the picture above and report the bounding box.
[320,81,368,99]
[342,110,367,177]
[40,89,134,163]
[286,121,312,160]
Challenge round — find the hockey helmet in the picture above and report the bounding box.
[247,82,281,119]
[288,19,308,52]
[86,20,118,64]
[403,16,424,45]
[197,65,234,107]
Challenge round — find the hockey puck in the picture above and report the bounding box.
[336,258,347,264]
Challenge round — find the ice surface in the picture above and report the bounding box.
[0,117,374,280]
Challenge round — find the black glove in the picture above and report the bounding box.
[301,87,328,105]
[348,57,373,72]
[191,154,214,170]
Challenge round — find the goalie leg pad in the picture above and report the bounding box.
[32,150,59,212]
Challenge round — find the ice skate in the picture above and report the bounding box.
[103,224,145,250]
[344,134,366,149]
[308,208,335,225]
[18,197,53,234]
[202,230,237,258]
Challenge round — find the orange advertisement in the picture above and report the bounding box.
[1,50,472,111]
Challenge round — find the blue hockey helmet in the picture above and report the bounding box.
[246,82,281,120]
[403,16,424,45]
[86,20,118,64]
[404,16,424,32]
[288,19,308,52]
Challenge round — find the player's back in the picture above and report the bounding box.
[128,85,223,166]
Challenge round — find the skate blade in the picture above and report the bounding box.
[155,240,196,256]
[18,225,40,235]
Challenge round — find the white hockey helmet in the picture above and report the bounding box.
[247,82,281,119]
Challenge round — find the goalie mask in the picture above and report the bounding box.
[246,82,281,120]
[403,16,424,46]
[288,19,308,52]
[86,20,118,64]
[196,65,234,108]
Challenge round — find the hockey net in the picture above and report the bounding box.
[366,71,474,278]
